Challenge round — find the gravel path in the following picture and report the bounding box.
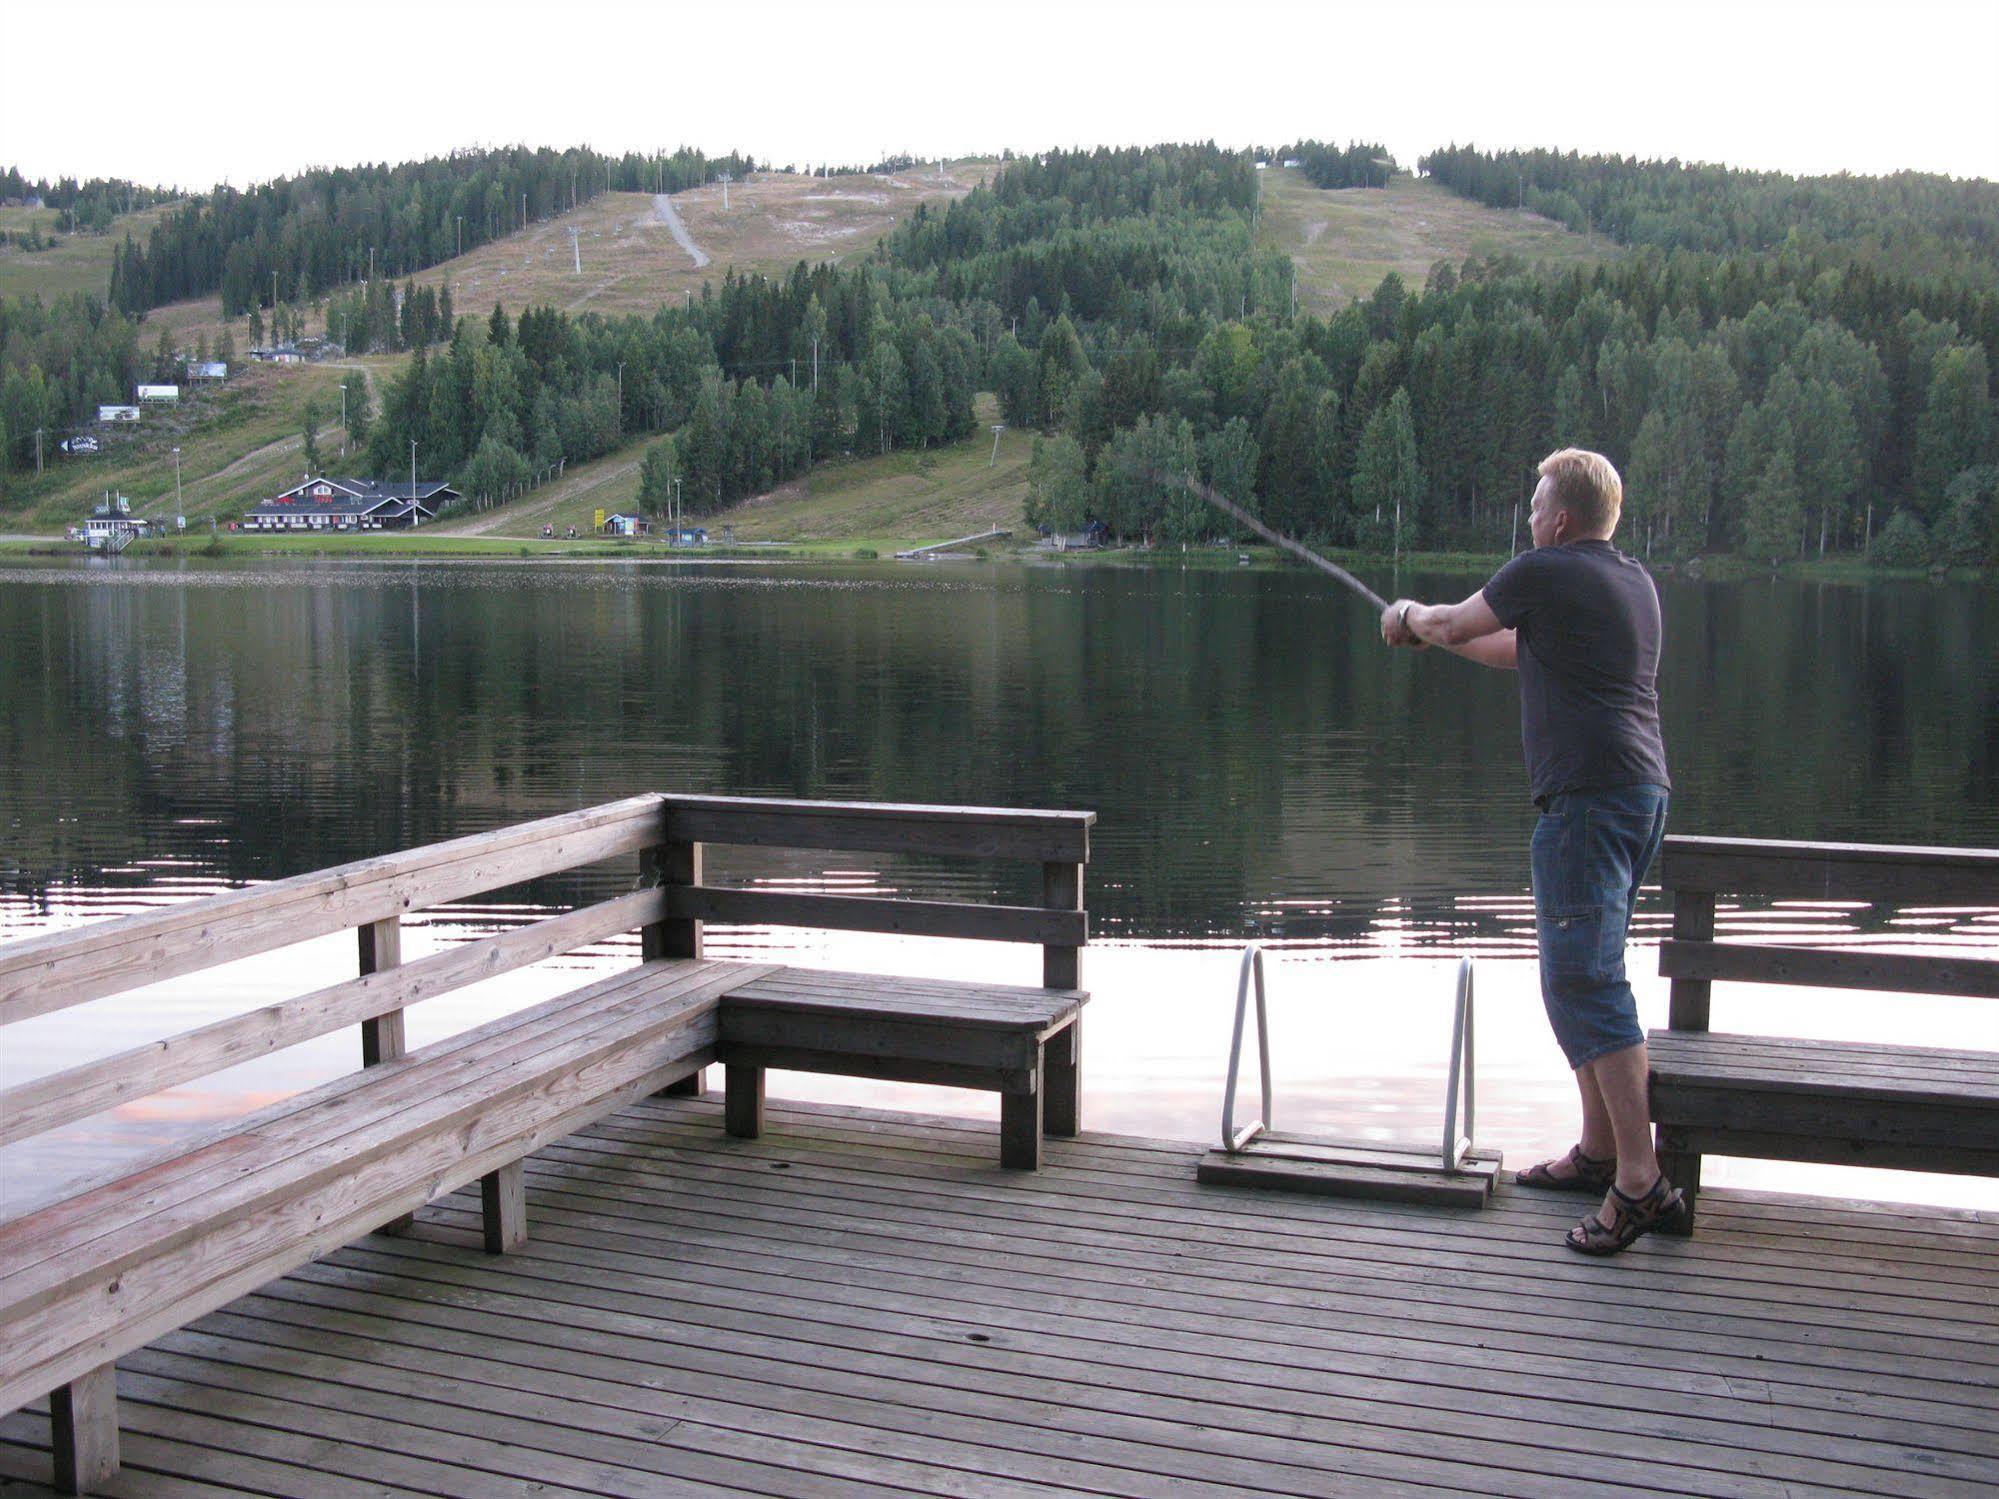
[652,193,711,268]
[442,457,642,536]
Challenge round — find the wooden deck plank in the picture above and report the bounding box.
[0,1406,442,1498]
[135,1327,1058,1499]
[470,1157,1999,1433]
[365,1200,1999,1488]
[5,1098,1994,1498]
[595,1108,1999,1286]
[569,1115,1999,1322]
[223,1274,1492,1498]
[465,1153,1999,1427]
[117,1351,937,1499]
[638,1094,1999,1240]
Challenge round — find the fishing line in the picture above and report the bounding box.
[1163,472,1390,612]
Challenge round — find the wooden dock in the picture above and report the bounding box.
[895,526,1011,559]
[5,1095,1994,1497]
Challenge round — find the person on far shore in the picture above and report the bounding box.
[1379,448,1683,1254]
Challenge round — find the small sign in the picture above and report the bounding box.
[594,508,606,532]
[61,436,100,454]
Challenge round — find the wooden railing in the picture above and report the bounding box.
[649,794,1090,990]
[1652,833,1999,1220]
[0,794,1095,1162]
[1658,834,1999,1035]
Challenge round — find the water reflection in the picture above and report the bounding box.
[2,557,1996,1212]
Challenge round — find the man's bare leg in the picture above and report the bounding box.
[1537,1066,1616,1182]
[1581,1040,1661,1224]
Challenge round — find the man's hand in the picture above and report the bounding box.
[1380,599,1425,648]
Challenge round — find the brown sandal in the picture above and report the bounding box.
[1565,1176,1688,1255]
[1514,1145,1615,1194]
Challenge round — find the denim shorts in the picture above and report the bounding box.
[1529,784,1669,1069]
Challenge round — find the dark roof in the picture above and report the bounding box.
[245,477,458,518]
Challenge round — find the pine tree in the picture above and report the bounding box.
[1793,376,1861,553]
[1025,434,1088,532]
[636,436,678,515]
[301,400,321,473]
[1741,443,1803,566]
[1351,388,1421,555]
[1912,346,1994,519]
[1625,410,1671,557]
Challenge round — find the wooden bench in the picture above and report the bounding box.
[720,968,1085,1168]
[651,793,1093,1172]
[1649,834,1999,1233]
[0,792,1092,1493]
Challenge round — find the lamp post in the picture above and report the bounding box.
[989,423,1005,468]
[410,439,419,528]
[615,361,624,434]
[672,476,682,545]
[171,446,181,513]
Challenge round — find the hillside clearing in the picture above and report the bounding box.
[1259,169,1611,311]
[439,394,1031,546]
[139,163,991,352]
[0,363,355,530]
[0,201,182,302]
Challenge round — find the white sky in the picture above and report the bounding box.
[3,0,1995,190]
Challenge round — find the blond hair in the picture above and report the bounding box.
[1538,448,1623,536]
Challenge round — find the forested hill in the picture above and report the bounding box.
[924,146,1996,566]
[104,146,756,315]
[7,140,1995,568]
[1420,145,1999,285]
[0,169,176,233]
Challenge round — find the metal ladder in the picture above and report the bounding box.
[1204,944,1495,1202]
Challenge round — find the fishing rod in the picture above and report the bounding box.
[1159,471,1390,613]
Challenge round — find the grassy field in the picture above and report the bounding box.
[0,362,358,530]
[1258,169,1612,312]
[439,392,1032,546]
[140,163,992,353]
[0,201,182,301]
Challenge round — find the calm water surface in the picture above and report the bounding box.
[3,555,1995,1211]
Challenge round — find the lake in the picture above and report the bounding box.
[3,554,1996,1213]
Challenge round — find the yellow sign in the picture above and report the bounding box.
[593,508,606,532]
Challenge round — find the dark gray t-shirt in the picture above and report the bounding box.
[1481,539,1670,804]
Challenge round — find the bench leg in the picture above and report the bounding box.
[725,1064,765,1138]
[481,1160,527,1255]
[656,1066,706,1098]
[1656,1129,1701,1236]
[1044,1023,1081,1137]
[51,1362,118,1494]
[1001,1084,1043,1170]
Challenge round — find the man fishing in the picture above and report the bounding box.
[1379,448,1682,1255]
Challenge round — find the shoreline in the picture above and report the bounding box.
[0,532,1984,583]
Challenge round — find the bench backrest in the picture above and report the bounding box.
[0,794,1093,1155]
[1658,834,1999,1033]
